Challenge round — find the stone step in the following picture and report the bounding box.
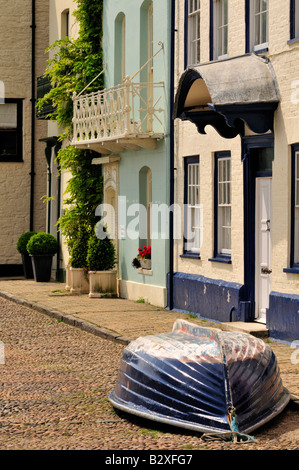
[221,321,269,338]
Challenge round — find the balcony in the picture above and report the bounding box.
[72,77,164,155]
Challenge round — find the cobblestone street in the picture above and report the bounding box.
[0,295,299,451]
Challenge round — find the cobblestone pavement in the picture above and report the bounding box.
[0,295,299,451]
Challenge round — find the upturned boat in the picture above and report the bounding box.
[109,319,290,437]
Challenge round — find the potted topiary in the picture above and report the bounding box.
[87,228,117,298]
[132,245,151,270]
[26,232,59,282]
[16,231,36,278]
[69,224,90,294]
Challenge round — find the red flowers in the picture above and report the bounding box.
[138,246,151,259]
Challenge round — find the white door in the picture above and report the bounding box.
[255,178,272,323]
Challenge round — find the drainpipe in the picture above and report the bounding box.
[30,0,36,231]
[168,0,175,310]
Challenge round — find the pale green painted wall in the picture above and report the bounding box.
[103,0,171,288]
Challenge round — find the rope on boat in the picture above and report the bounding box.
[200,408,257,444]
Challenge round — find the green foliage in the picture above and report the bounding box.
[69,224,91,268]
[27,232,59,255]
[17,232,36,254]
[86,231,116,272]
[36,1,105,249]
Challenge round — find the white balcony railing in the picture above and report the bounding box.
[72,77,164,154]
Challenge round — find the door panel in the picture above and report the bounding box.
[255,178,272,323]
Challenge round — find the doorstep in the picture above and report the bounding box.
[221,321,269,338]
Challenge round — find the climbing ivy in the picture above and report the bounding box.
[37,0,104,253]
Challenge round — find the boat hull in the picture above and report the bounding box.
[109,320,290,434]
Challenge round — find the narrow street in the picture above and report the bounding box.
[0,295,298,451]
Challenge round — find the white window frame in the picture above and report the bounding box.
[213,0,228,60]
[188,0,201,65]
[217,156,231,255]
[184,158,201,255]
[250,0,269,51]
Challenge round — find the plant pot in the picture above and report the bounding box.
[140,259,151,270]
[70,267,89,294]
[21,253,34,279]
[30,254,54,282]
[88,270,117,298]
[65,263,71,291]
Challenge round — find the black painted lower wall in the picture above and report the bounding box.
[169,272,299,342]
[169,272,245,323]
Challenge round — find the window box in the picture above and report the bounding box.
[245,0,269,53]
[186,0,201,65]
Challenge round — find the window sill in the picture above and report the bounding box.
[180,253,201,260]
[209,255,231,264]
[0,156,23,163]
[137,268,153,276]
[283,267,299,274]
[253,46,269,54]
[287,37,299,45]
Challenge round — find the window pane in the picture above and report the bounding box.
[261,11,267,43]
[215,0,228,58]
[255,0,260,13]
[224,0,228,23]
[223,25,228,54]
[295,207,299,263]
[0,103,17,128]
